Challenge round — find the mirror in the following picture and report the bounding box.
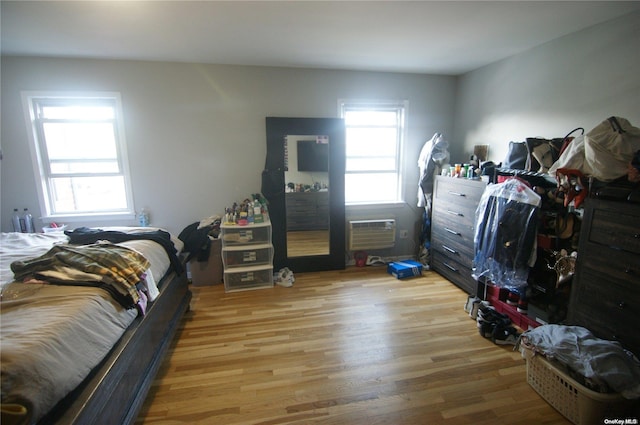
[284,135,330,258]
[263,117,345,273]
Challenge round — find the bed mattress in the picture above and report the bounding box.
[0,228,184,424]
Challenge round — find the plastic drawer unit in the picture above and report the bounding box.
[222,243,274,268]
[223,264,274,292]
[220,222,272,245]
[220,219,274,292]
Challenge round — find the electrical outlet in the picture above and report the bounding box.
[399,229,409,239]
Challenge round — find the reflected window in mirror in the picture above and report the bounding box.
[339,100,408,204]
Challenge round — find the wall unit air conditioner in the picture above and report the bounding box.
[348,219,396,251]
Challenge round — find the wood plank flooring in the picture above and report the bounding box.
[286,230,329,257]
[136,266,569,425]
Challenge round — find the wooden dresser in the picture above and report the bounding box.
[285,191,329,231]
[431,176,487,295]
[568,198,640,357]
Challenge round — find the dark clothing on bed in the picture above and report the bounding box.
[65,228,183,274]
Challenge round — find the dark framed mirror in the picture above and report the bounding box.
[262,117,345,273]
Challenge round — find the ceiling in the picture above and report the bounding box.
[2,1,639,75]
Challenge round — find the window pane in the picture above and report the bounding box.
[43,122,118,162]
[345,110,397,126]
[346,127,397,156]
[50,160,120,174]
[346,158,396,171]
[42,105,114,120]
[345,173,399,203]
[51,176,128,213]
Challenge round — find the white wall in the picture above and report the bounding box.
[452,11,640,165]
[1,58,456,258]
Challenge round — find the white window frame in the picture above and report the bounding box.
[22,91,136,222]
[339,99,408,205]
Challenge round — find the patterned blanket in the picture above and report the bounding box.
[10,243,150,308]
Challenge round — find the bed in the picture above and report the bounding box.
[0,227,192,425]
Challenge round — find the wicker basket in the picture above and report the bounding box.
[521,346,638,425]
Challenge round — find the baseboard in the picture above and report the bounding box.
[345,254,420,267]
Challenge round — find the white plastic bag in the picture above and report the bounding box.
[549,117,640,182]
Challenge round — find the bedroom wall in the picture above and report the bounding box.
[452,11,640,165]
[0,58,456,259]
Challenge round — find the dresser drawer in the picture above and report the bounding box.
[431,231,475,268]
[570,270,640,354]
[573,268,639,325]
[432,199,477,231]
[578,243,639,289]
[431,250,477,294]
[587,207,640,255]
[434,177,485,208]
[222,244,274,268]
[221,223,272,245]
[224,264,274,292]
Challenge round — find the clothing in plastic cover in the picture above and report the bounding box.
[472,177,541,291]
[417,132,450,211]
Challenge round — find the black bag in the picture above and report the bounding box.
[503,141,530,170]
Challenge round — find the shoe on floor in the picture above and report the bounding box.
[464,296,480,313]
[491,324,520,345]
[478,319,497,338]
[517,300,528,314]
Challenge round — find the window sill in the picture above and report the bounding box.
[346,201,407,209]
[42,212,136,224]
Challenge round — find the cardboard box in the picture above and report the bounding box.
[189,238,223,286]
[387,259,423,279]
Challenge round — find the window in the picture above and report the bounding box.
[23,92,134,220]
[340,100,407,204]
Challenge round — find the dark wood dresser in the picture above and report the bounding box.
[568,198,640,357]
[285,191,329,231]
[431,176,487,295]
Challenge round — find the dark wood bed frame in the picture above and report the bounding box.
[37,270,192,425]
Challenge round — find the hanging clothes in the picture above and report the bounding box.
[417,132,450,212]
[416,133,450,267]
[472,177,541,291]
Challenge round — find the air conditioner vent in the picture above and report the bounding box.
[348,219,396,251]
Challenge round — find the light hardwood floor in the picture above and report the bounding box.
[136,266,569,425]
[286,230,329,257]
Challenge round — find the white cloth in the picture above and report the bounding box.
[521,324,640,399]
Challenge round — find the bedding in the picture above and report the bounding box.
[0,227,186,425]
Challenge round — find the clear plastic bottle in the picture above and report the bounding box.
[138,208,150,227]
[12,208,21,232]
[22,208,35,233]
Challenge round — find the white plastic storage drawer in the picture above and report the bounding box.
[224,264,274,292]
[222,244,273,268]
[221,223,272,245]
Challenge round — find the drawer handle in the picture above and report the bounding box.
[634,233,640,239]
[446,210,463,217]
[442,244,458,254]
[625,266,634,274]
[444,227,461,236]
[618,301,626,309]
[447,191,466,197]
[443,262,458,272]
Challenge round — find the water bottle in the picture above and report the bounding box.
[138,208,149,227]
[11,208,21,232]
[22,208,35,233]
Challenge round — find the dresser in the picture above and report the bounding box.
[285,191,329,231]
[431,176,487,295]
[220,220,274,292]
[568,198,640,357]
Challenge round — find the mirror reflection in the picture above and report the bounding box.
[284,135,330,257]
